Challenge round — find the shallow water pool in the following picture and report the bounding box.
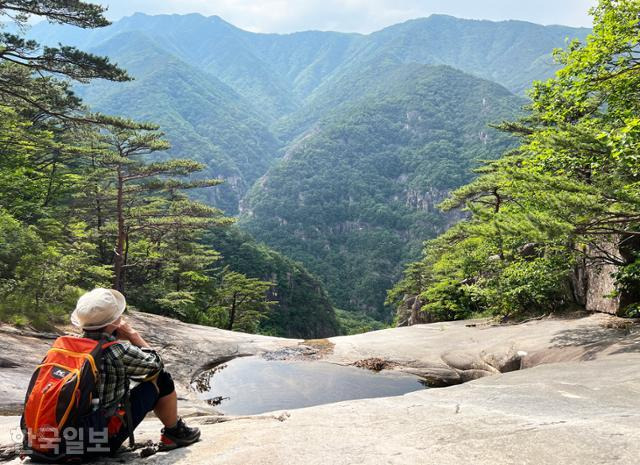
[192,356,426,415]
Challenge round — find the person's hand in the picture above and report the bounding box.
[115,318,150,348]
[115,318,138,341]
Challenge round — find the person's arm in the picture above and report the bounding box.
[119,343,163,378]
[115,319,151,348]
[114,319,164,379]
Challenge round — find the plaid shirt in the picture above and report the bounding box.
[84,332,163,410]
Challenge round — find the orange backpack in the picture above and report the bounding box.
[20,336,117,462]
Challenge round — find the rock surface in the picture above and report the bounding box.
[1,312,639,463]
[573,236,640,316]
[1,356,639,464]
[585,239,625,315]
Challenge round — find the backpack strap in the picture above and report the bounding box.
[123,392,136,448]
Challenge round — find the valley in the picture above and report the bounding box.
[24,13,589,325]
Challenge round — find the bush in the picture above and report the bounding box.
[0,209,106,328]
[487,256,571,316]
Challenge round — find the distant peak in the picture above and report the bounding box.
[126,11,204,18]
[115,11,239,31]
[371,13,590,35]
[425,14,458,20]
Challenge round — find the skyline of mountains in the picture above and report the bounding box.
[28,12,590,113]
[22,12,590,213]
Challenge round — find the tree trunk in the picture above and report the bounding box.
[122,228,130,291]
[113,166,125,292]
[227,293,237,330]
[42,152,58,207]
[92,155,108,264]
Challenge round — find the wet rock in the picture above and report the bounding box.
[262,345,318,361]
[0,358,19,369]
[1,313,640,463]
[2,312,639,414]
[353,358,391,371]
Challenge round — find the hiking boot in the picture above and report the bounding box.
[160,418,201,450]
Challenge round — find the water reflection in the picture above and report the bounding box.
[192,356,426,415]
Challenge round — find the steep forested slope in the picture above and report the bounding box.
[241,65,524,317]
[24,14,590,212]
[77,32,279,213]
[389,1,640,324]
[356,15,590,94]
[276,15,590,139]
[204,227,339,337]
[28,12,588,130]
[26,13,357,119]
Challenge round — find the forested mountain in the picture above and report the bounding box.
[23,13,588,207]
[353,15,590,94]
[10,10,589,326]
[0,2,339,339]
[24,13,353,120]
[241,65,524,317]
[389,1,640,324]
[276,16,590,139]
[78,31,280,213]
[28,13,588,107]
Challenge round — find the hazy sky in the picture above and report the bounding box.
[96,0,597,34]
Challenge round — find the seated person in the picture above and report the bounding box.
[71,288,201,453]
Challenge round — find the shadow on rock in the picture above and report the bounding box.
[549,322,640,360]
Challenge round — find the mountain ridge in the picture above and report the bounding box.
[26,12,590,103]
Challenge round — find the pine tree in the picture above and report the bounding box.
[391,0,640,322]
[206,269,276,332]
[0,1,129,121]
[83,124,231,293]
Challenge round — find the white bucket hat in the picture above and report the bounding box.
[71,288,126,330]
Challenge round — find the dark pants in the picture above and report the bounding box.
[108,370,175,453]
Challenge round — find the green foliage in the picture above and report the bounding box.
[0,6,608,334]
[0,1,110,28]
[390,0,640,323]
[204,227,340,338]
[0,4,290,337]
[202,269,275,333]
[485,256,571,315]
[0,39,119,327]
[0,1,128,122]
[335,309,387,335]
[614,253,640,309]
[76,36,281,214]
[0,208,105,328]
[11,13,589,327]
[22,13,588,213]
